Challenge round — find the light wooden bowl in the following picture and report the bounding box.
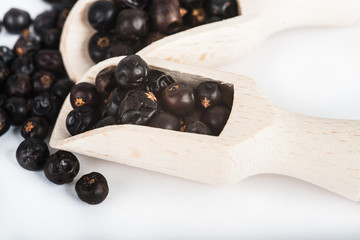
[60,0,360,82]
[50,57,360,201]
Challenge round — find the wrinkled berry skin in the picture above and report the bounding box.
[5,74,32,98]
[202,105,230,135]
[10,55,35,75]
[14,33,40,57]
[35,50,65,75]
[115,55,149,88]
[118,90,158,125]
[0,108,10,136]
[88,1,117,31]
[161,82,195,116]
[75,172,109,205]
[21,117,50,140]
[70,82,100,109]
[145,70,175,98]
[44,150,80,185]
[4,97,29,126]
[185,121,212,135]
[66,106,99,136]
[3,8,31,34]
[16,138,49,171]
[115,9,149,41]
[149,112,180,131]
[31,92,59,123]
[106,88,127,117]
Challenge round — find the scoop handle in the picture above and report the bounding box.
[235,108,360,201]
[140,0,360,67]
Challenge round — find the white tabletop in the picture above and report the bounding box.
[1,1,360,239]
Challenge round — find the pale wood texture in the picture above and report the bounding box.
[50,57,360,201]
[60,0,360,82]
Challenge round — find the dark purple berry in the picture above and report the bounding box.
[105,40,134,59]
[51,78,74,103]
[31,92,59,123]
[95,66,117,99]
[195,81,222,109]
[115,55,149,88]
[145,69,175,98]
[32,71,56,94]
[44,150,80,185]
[16,138,49,171]
[114,0,149,9]
[205,0,238,19]
[0,60,10,87]
[149,112,180,131]
[0,46,15,65]
[106,87,127,117]
[161,82,195,116]
[149,0,183,34]
[4,97,30,126]
[75,172,109,205]
[5,74,32,98]
[13,31,40,57]
[35,50,65,76]
[21,117,49,140]
[66,106,99,136]
[70,82,100,108]
[118,90,158,125]
[115,9,149,41]
[185,121,212,135]
[94,116,117,129]
[88,32,115,63]
[3,8,31,34]
[202,105,230,135]
[33,10,58,35]
[41,28,61,49]
[10,55,35,75]
[88,1,117,31]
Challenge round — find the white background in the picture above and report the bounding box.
[1,0,360,239]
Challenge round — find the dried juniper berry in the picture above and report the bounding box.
[66,106,99,136]
[57,8,70,30]
[88,1,117,31]
[31,92,59,123]
[95,66,117,100]
[70,82,100,108]
[118,90,158,125]
[41,28,61,49]
[106,87,127,117]
[3,8,31,34]
[205,0,238,19]
[149,0,183,34]
[21,117,49,140]
[0,108,10,136]
[35,50,65,76]
[32,70,56,94]
[185,121,212,135]
[4,97,30,126]
[0,46,15,65]
[44,150,80,185]
[115,55,149,88]
[75,172,109,205]
[51,78,74,103]
[105,40,134,59]
[94,115,117,129]
[115,9,149,41]
[195,81,222,109]
[5,74,32,98]
[10,54,35,75]
[181,108,203,124]
[88,32,115,63]
[13,30,40,57]
[33,10,58,35]
[145,69,175,98]
[202,105,230,135]
[161,82,195,116]
[16,138,49,171]
[114,0,149,9]
[149,112,180,131]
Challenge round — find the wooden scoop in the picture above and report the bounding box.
[50,57,360,201]
[60,0,360,82]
